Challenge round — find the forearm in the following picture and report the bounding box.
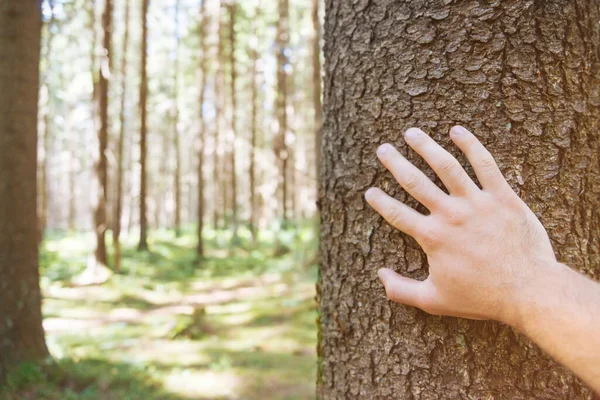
[509,261,600,391]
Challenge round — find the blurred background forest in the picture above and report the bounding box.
[3,0,323,398]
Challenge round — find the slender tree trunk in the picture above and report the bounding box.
[38,0,56,242]
[275,0,290,225]
[0,0,49,380]
[311,0,322,193]
[197,0,208,258]
[318,1,600,398]
[173,0,182,237]
[94,0,113,267]
[138,0,149,251]
[114,0,130,270]
[213,0,225,231]
[228,0,239,243]
[248,5,260,242]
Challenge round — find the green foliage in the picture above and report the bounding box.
[22,226,318,400]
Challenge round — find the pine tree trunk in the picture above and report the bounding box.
[248,6,260,242]
[318,0,600,398]
[311,0,322,189]
[94,0,112,267]
[228,0,239,242]
[114,0,130,270]
[0,0,49,380]
[138,0,149,251]
[197,0,208,257]
[173,0,182,237]
[275,0,290,225]
[213,0,225,231]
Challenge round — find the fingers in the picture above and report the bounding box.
[403,128,479,196]
[377,268,429,309]
[365,187,426,238]
[449,126,509,192]
[376,143,447,210]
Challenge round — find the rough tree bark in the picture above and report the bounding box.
[94,0,113,267]
[114,0,130,270]
[0,0,49,380]
[138,0,149,251]
[197,0,208,257]
[318,0,600,398]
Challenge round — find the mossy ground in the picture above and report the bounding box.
[2,225,318,400]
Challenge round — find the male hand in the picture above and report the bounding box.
[365,126,558,324]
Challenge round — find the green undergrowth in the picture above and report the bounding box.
[5,223,318,400]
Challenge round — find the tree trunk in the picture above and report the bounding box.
[275,0,290,225]
[318,1,599,398]
[38,0,56,242]
[114,0,130,270]
[213,0,225,231]
[94,0,112,267]
[197,0,208,257]
[311,0,322,190]
[248,5,260,242]
[173,0,182,237]
[138,0,149,251]
[228,0,239,243]
[0,0,49,380]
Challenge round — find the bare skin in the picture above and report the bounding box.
[365,126,600,392]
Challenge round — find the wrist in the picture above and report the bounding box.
[499,258,565,331]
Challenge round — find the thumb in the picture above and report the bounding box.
[377,268,427,309]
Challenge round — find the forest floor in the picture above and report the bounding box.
[2,226,318,400]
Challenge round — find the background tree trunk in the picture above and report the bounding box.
[0,0,49,380]
[138,0,149,251]
[228,0,239,243]
[213,0,225,231]
[318,0,599,398]
[197,0,208,257]
[114,0,130,270]
[275,0,290,225]
[248,5,260,242]
[173,0,182,237]
[311,0,322,188]
[94,0,113,267]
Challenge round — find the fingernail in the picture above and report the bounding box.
[451,126,468,137]
[377,143,392,156]
[365,187,377,201]
[404,128,421,141]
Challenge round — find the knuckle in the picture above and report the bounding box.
[418,225,441,249]
[437,158,457,175]
[386,207,404,228]
[404,173,421,191]
[478,153,498,171]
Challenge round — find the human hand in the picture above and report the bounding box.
[365,126,559,324]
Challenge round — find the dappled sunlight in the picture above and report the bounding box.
[34,228,318,399]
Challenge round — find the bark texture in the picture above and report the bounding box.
[0,0,49,379]
[318,0,600,398]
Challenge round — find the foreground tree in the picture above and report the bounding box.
[318,1,599,398]
[0,0,49,379]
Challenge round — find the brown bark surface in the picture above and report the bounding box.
[275,0,290,223]
[114,0,130,270]
[138,0,149,251]
[318,0,600,398]
[95,0,112,266]
[0,0,49,379]
[197,0,208,257]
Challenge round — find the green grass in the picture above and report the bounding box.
[4,225,318,400]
